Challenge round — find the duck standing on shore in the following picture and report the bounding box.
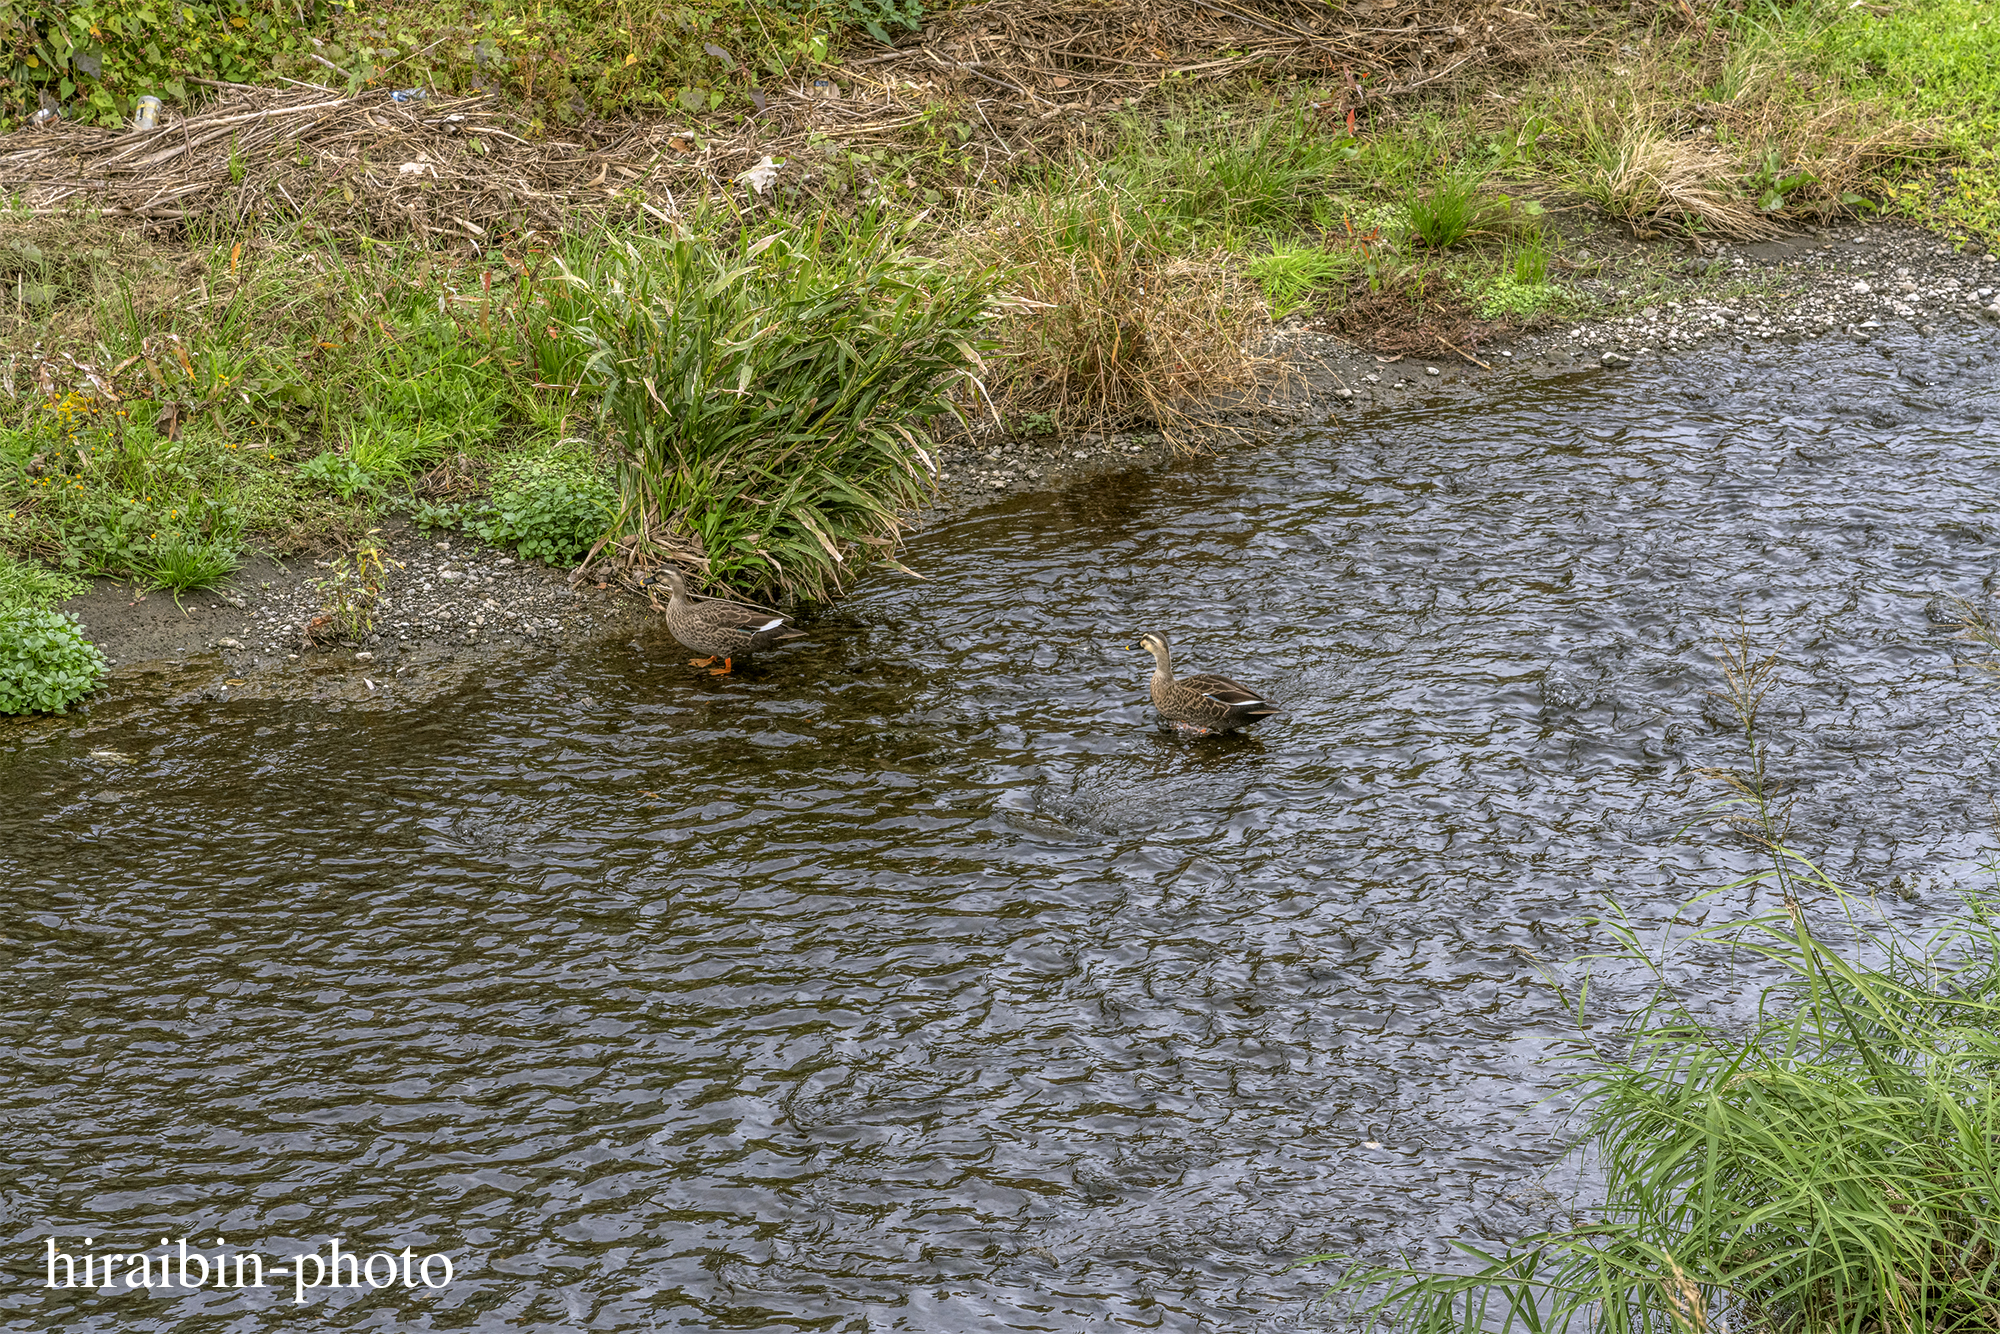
[1130,631,1282,734]
[643,567,807,675]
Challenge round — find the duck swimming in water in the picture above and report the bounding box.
[1130,631,1282,734]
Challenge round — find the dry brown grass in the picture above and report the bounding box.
[1520,34,1938,241]
[1734,100,1940,218]
[1576,113,1786,240]
[0,211,178,348]
[963,186,1267,438]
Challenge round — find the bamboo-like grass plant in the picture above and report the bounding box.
[550,211,996,601]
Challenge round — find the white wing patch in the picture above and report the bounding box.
[753,618,785,633]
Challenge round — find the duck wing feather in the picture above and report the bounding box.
[670,599,807,655]
[1180,673,1281,714]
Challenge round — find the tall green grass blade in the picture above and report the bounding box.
[552,210,995,600]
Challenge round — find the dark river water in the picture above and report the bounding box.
[5,333,2000,1332]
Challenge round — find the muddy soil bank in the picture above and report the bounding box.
[47,218,2000,706]
[52,520,657,708]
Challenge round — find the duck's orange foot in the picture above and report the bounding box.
[687,656,717,668]
[1171,722,1214,736]
[707,658,735,676]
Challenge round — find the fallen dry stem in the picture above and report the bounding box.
[0,0,1712,244]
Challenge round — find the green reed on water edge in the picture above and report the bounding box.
[1310,642,2000,1334]
[550,211,996,601]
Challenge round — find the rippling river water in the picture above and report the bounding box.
[6,334,2000,1332]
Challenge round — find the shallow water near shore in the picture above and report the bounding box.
[6,330,2000,1332]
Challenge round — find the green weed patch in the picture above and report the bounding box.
[0,605,105,712]
[0,0,886,129]
[416,453,616,567]
[1805,0,2000,242]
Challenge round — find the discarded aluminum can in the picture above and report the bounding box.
[133,95,163,130]
[30,106,60,128]
[389,88,427,103]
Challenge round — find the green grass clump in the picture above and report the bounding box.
[1247,242,1352,320]
[1404,172,1492,250]
[553,213,994,599]
[137,533,241,595]
[1323,876,2000,1334]
[0,607,107,713]
[1509,230,1550,287]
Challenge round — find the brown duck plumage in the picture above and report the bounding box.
[643,567,806,675]
[1132,631,1281,734]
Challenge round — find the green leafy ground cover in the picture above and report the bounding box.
[0,603,105,712]
[1805,0,2000,243]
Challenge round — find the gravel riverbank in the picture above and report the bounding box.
[927,220,2000,498]
[48,219,2000,700]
